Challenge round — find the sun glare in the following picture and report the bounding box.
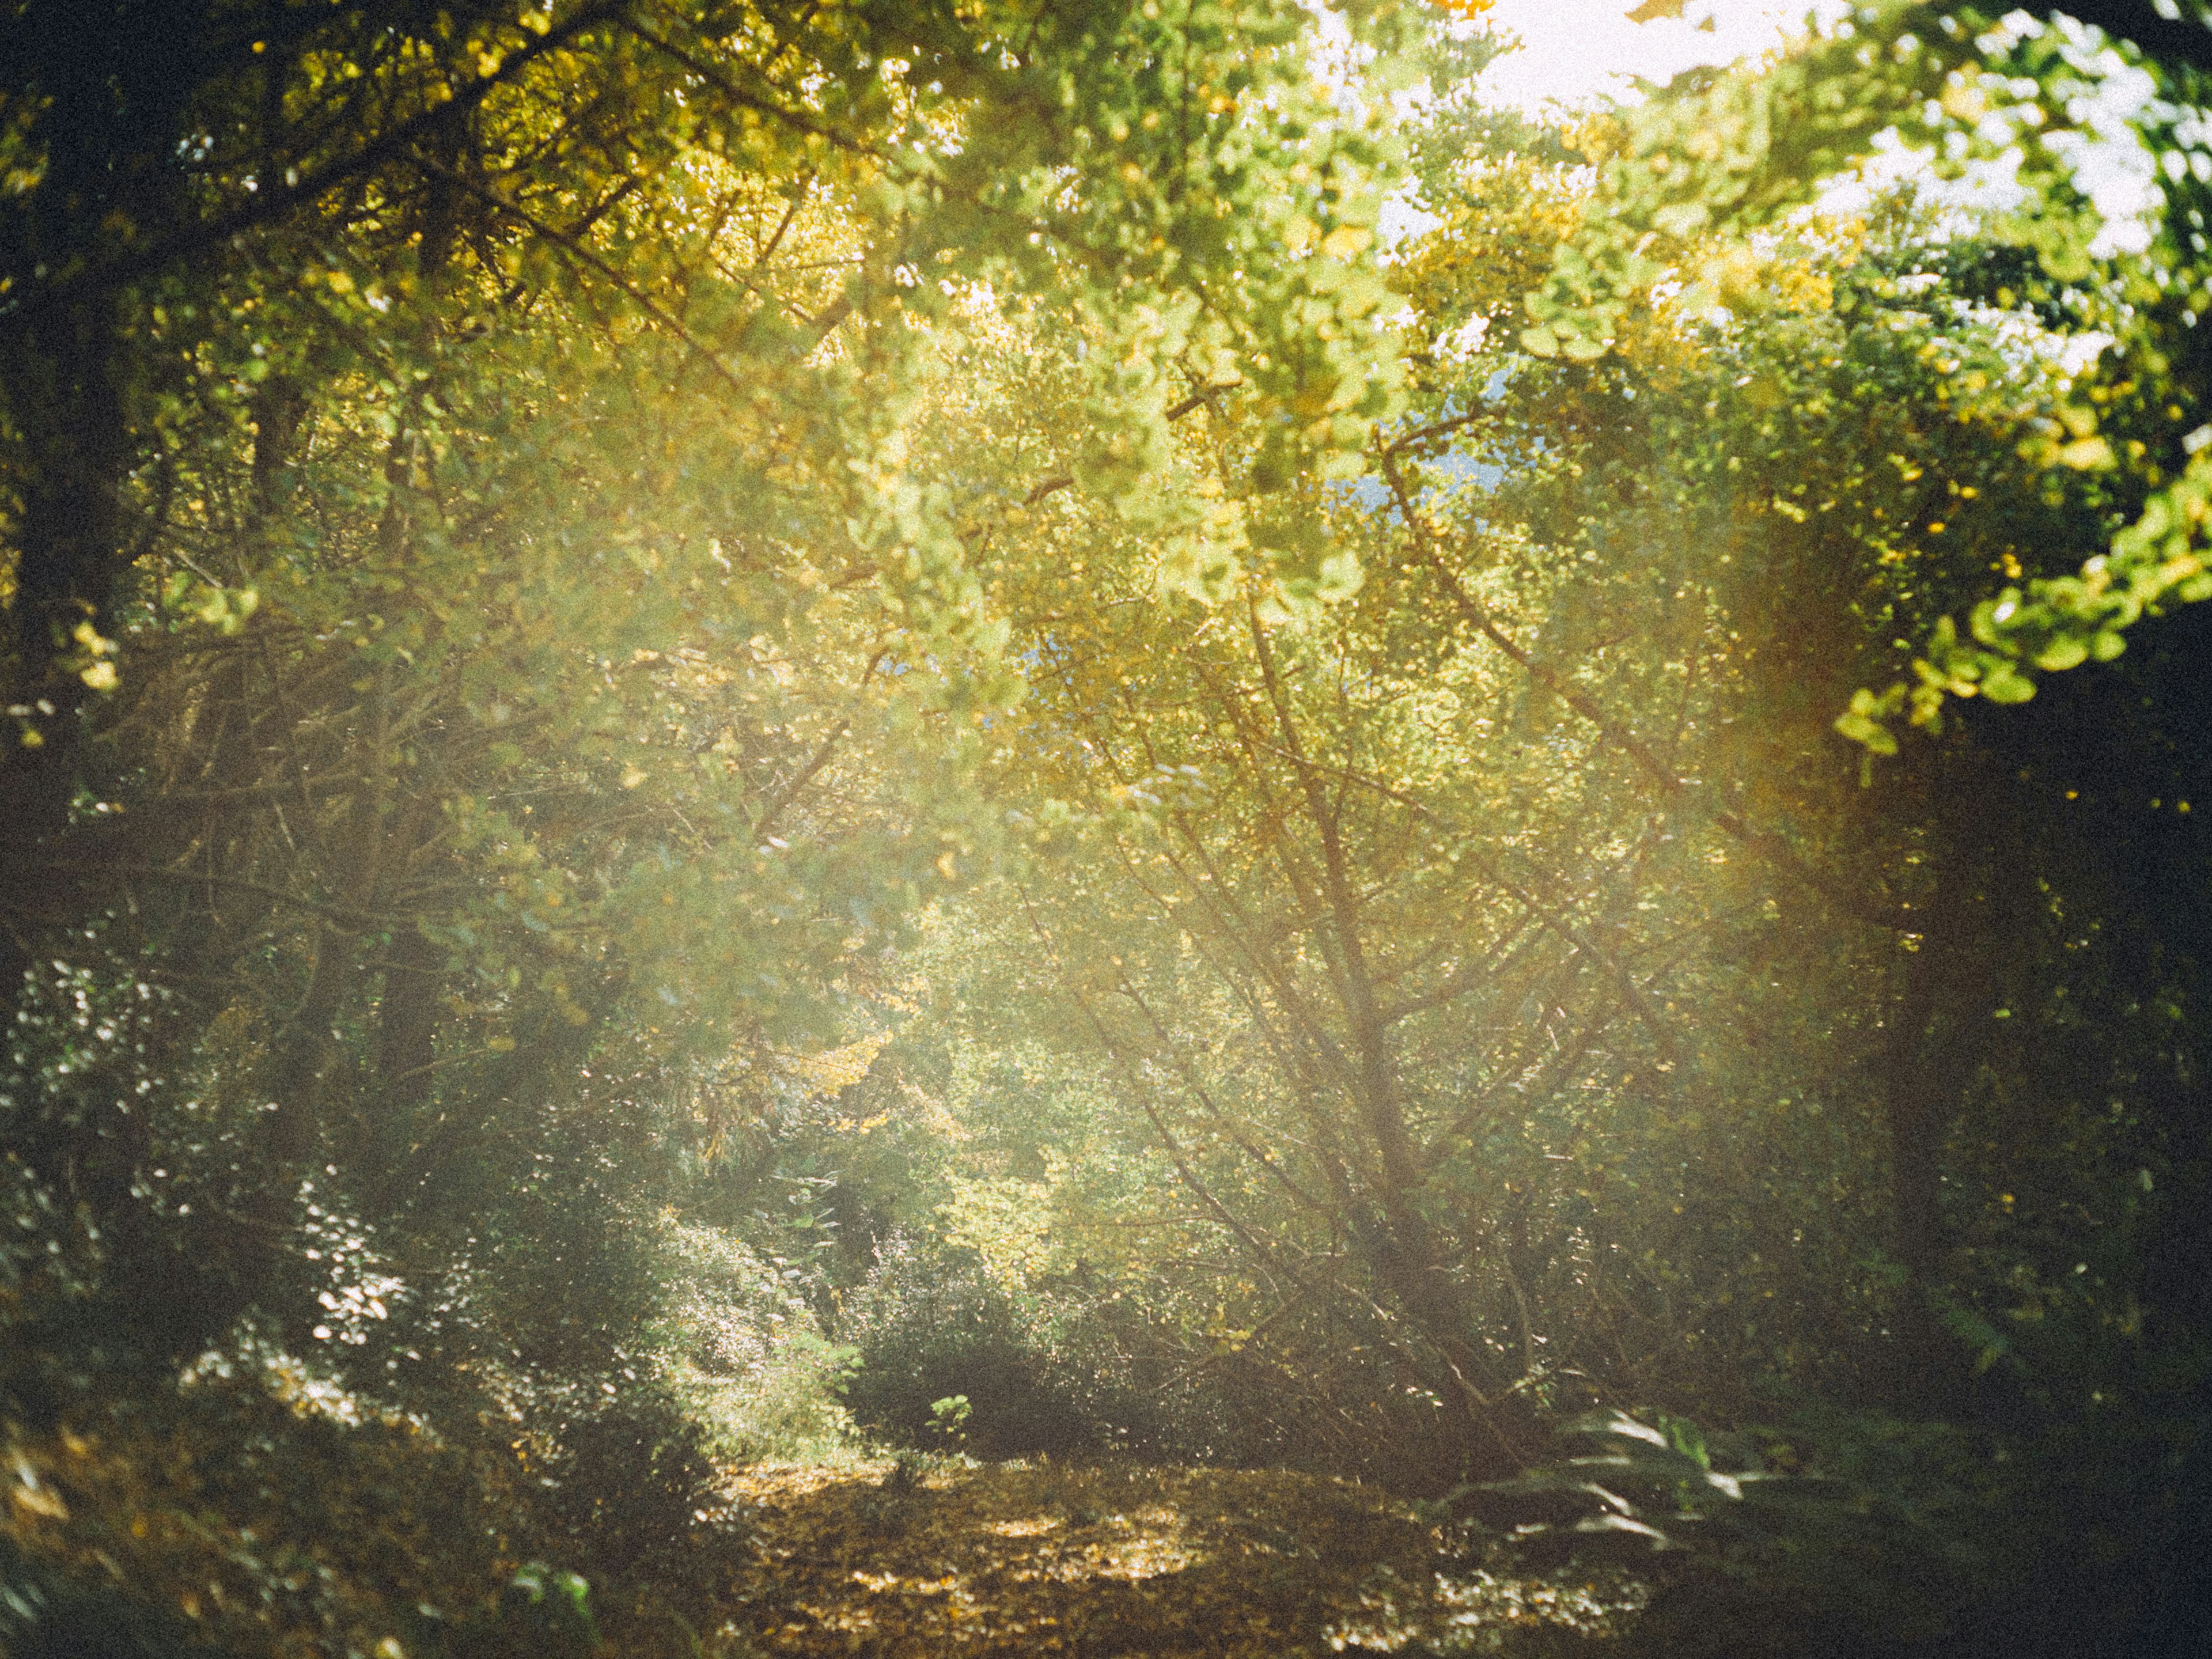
[1472,0,1847,113]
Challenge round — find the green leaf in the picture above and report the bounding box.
[2032,634,2089,672]
[1835,711,1900,755]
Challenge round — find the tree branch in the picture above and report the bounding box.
[1379,447,1905,933]
[0,2,629,328]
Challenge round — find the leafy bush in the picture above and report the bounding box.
[2,1357,566,1659]
[836,1238,1134,1459]
[506,1372,722,1562]
[676,1334,860,1465]
[649,1221,858,1463]
[0,953,286,1386]
[0,1532,229,1658]
[1466,1400,2210,1659]
[425,1563,601,1659]
[1465,1410,1990,1657]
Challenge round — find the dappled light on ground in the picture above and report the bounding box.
[724,1459,1624,1656]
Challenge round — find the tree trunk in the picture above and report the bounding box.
[1,1,206,1017]
[0,291,129,1010]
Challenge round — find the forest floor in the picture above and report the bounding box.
[2,1412,1636,1657]
[719,1457,1631,1657]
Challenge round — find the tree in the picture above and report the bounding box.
[0,0,1406,1008]
[0,0,1412,1403]
[883,171,1887,1476]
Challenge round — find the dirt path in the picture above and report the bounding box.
[719,1457,1621,1657]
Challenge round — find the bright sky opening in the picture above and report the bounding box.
[1471,0,1843,114]
[1372,1,1850,243]
[1415,0,2162,262]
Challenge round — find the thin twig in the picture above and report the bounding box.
[1378,446,1904,931]
[0,3,627,325]
[415,158,752,396]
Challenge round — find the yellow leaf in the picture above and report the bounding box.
[1320,225,1372,262]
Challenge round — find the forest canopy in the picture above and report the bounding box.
[2,2,2209,1656]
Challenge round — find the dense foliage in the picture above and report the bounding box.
[3,1,2210,1656]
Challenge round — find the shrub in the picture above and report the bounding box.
[0,1532,229,1659]
[647,1221,859,1463]
[677,1332,860,1465]
[1472,1410,1991,1657]
[426,1564,601,1659]
[836,1238,1132,1459]
[1465,1400,2211,1659]
[506,1373,721,1563]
